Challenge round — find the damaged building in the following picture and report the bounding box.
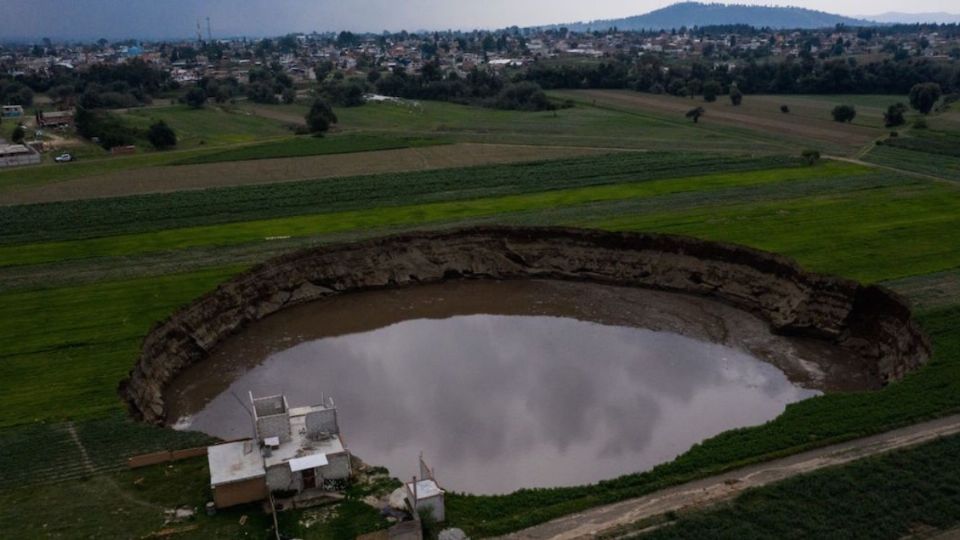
[207,393,351,509]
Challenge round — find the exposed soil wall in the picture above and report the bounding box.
[120,227,931,424]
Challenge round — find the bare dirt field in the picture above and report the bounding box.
[565,90,884,155]
[0,143,616,205]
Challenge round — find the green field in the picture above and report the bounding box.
[121,105,296,149]
[2,95,960,538]
[641,430,960,539]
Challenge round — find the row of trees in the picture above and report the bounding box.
[74,106,176,150]
[519,54,960,98]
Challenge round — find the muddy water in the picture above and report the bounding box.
[167,280,870,494]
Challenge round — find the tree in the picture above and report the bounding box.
[702,80,721,102]
[305,98,337,134]
[909,83,942,115]
[884,103,908,128]
[11,124,25,144]
[730,85,743,106]
[281,87,296,104]
[147,120,176,150]
[832,104,856,123]
[801,149,821,165]
[686,106,705,123]
[184,86,207,109]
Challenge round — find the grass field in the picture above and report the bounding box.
[120,105,296,149]
[641,431,960,539]
[1,96,959,538]
[556,90,900,156]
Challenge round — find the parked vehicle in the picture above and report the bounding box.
[54,153,73,163]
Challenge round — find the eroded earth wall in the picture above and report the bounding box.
[120,227,931,423]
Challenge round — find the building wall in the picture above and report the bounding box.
[416,494,445,523]
[0,152,41,168]
[256,414,291,443]
[319,451,351,481]
[306,408,338,435]
[266,463,297,492]
[213,477,268,508]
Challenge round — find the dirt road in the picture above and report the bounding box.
[496,414,960,540]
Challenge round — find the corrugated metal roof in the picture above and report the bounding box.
[289,453,329,472]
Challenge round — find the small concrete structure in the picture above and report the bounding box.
[405,455,445,523]
[0,144,41,168]
[1,105,23,118]
[207,393,351,509]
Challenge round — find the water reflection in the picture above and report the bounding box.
[175,313,818,494]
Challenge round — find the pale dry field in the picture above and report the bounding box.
[0,143,618,205]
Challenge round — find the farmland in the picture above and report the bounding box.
[2,94,960,539]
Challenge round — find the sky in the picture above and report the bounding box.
[2,0,958,41]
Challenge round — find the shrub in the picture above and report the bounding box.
[702,80,721,103]
[909,82,942,115]
[913,117,928,129]
[801,149,821,165]
[147,120,176,150]
[183,86,207,109]
[730,85,743,106]
[11,124,26,144]
[832,104,857,123]
[305,98,338,134]
[781,105,790,113]
[489,82,553,111]
[686,106,705,123]
[884,103,908,128]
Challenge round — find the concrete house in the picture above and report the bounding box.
[405,455,445,523]
[207,393,351,509]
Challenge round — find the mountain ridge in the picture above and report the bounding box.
[549,2,876,31]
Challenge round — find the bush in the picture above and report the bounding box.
[832,104,857,123]
[702,80,721,103]
[74,106,142,149]
[781,105,790,113]
[730,85,743,106]
[305,98,337,134]
[686,107,705,123]
[11,124,25,144]
[147,120,176,150]
[913,117,928,129]
[909,82,942,115]
[183,86,207,109]
[321,79,368,107]
[488,82,553,111]
[801,149,821,165]
[884,103,908,128]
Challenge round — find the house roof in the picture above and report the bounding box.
[208,440,266,486]
[407,478,443,500]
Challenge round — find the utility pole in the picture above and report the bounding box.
[196,19,203,45]
[206,17,212,43]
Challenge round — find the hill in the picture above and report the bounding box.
[865,12,960,24]
[556,2,874,31]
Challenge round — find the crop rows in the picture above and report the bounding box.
[0,152,799,246]
[172,133,446,165]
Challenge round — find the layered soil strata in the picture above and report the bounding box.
[121,226,931,423]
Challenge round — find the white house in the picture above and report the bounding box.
[405,455,445,523]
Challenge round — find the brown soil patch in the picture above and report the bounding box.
[571,90,881,154]
[0,143,614,205]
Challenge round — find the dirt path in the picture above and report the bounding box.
[496,414,960,540]
[825,155,954,185]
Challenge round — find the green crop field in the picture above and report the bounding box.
[640,430,960,540]
[2,96,960,539]
[120,104,296,148]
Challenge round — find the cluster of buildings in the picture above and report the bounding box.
[208,392,446,527]
[3,26,957,89]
